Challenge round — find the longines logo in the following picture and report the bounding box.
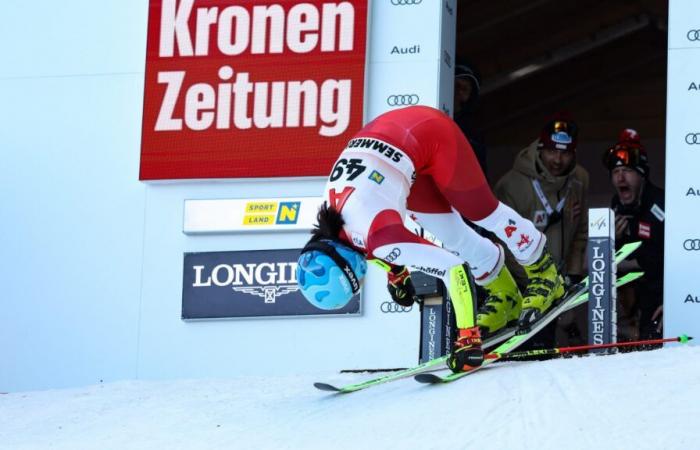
[427,307,437,358]
[589,245,609,345]
[192,262,299,303]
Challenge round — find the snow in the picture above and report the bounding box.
[1,345,698,450]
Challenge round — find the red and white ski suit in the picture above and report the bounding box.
[324,106,545,286]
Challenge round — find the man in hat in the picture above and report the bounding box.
[605,129,664,340]
[490,113,589,342]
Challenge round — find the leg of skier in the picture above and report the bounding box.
[408,176,523,338]
[409,113,565,331]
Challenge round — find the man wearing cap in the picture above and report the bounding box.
[605,129,664,340]
[489,113,589,342]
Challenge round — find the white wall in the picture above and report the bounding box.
[136,180,419,380]
[0,1,149,391]
[1,1,455,392]
[664,0,700,343]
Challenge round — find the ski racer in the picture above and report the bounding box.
[296,106,564,373]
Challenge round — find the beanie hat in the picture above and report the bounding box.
[538,112,579,152]
[455,63,481,94]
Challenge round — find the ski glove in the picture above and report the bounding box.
[387,266,421,308]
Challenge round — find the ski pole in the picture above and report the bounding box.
[486,335,693,360]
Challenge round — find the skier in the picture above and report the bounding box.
[296,106,564,373]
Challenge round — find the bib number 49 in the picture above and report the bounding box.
[330,158,366,181]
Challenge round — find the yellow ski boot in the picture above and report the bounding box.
[518,250,565,330]
[477,264,523,337]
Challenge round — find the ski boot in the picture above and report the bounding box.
[476,264,523,337]
[518,250,565,330]
[447,326,484,373]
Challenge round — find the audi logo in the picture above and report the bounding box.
[387,94,420,107]
[380,302,413,313]
[391,0,422,5]
[683,239,700,250]
[385,248,401,263]
[686,133,700,145]
[687,30,700,41]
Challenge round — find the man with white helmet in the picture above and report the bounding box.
[296,106,564,373]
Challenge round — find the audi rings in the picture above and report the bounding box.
[686,133,700,145]
[391,0,422,5]
[384,248,401,263]
[683,239,700,250]
[687,30,700,41]
[387,94,420,107]
[380,302,413,313]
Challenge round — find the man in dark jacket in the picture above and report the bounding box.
[604,129,664,340]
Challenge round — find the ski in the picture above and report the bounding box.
[482,241,642,349]
[313,354,448,393]
[416,267,644,384]
[317,270,642,391]
[415,310,566,384]
[316,242,643,391]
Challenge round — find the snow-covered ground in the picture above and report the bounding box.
[1,345,698,450]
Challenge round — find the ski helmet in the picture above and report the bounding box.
[296,239,367,310]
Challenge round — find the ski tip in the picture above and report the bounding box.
[313,382,342,392]
[414,373,445,384]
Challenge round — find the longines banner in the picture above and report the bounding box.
[664,0,700,342]
[182,248,361,319]
[140,0,368,180]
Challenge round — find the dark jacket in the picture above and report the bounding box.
[612,181,665,338]
[494,141,589,284]
[611,181,665,294]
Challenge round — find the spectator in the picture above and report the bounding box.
[454,62,488,176]
[493,113,589,346]
[604,129,664,341]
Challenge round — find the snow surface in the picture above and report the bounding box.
[1,345,698,450]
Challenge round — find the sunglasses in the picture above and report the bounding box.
[602,143,645,169]
[547,120,578,137]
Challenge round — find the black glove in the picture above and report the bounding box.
[387,266,421,307]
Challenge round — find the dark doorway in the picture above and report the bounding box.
[456,0,667,205]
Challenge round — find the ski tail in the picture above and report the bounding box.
[313,355,448,393]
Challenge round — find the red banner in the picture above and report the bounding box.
[140,0,368,180]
